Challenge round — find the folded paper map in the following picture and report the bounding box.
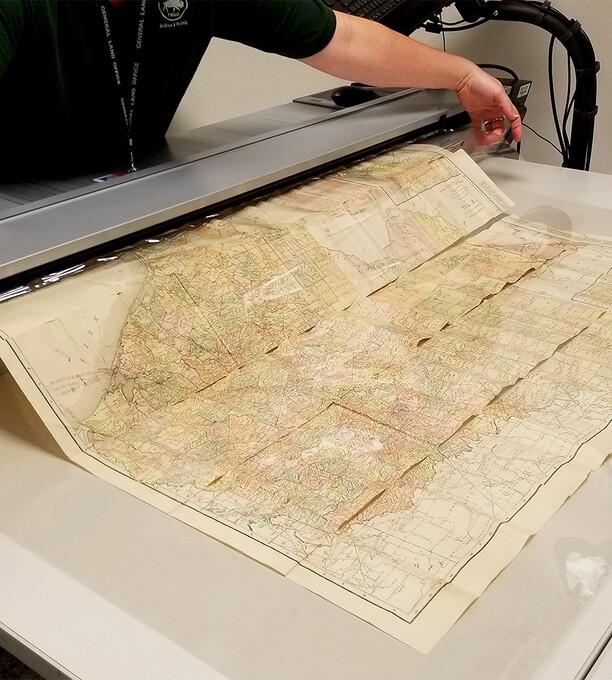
[1,145,611,653]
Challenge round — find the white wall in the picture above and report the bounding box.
[168,39,344,131]
[169,1,609,173]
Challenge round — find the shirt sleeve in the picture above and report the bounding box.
[212,0,336,59]
[0,0,30,77]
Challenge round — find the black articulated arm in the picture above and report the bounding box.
[398,0,599,171]
[479,1,599,171]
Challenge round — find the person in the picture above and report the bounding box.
[0,0,521,180]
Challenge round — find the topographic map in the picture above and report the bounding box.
[1,144,611,653]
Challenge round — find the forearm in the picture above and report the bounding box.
[302,11,475,92]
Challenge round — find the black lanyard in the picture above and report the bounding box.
[98,0,148,172]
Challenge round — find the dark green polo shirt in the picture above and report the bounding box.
[0,0,336,179]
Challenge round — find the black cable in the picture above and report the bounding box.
[478,63,519,83]
[562,52,575,154]
[440,13,447,51]
[440,18,468,26]
[585,136,593,172]
[437,18,490,31]
[563,52,572,127]
[548,36,568,163]
[523,122,564,155]
[562,90,576,144]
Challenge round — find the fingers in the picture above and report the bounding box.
[472,114,506,146]
[472,101,522,146]
[501,98,523,142]
[472,120,505,146]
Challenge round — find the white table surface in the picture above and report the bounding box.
[1,157,612,680]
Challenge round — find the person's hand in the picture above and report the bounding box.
[454,66,522,145]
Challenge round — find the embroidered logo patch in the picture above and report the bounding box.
[158,0,188,22]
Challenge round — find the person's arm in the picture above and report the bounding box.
[303,11,522,144]
[213,1,520,144]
